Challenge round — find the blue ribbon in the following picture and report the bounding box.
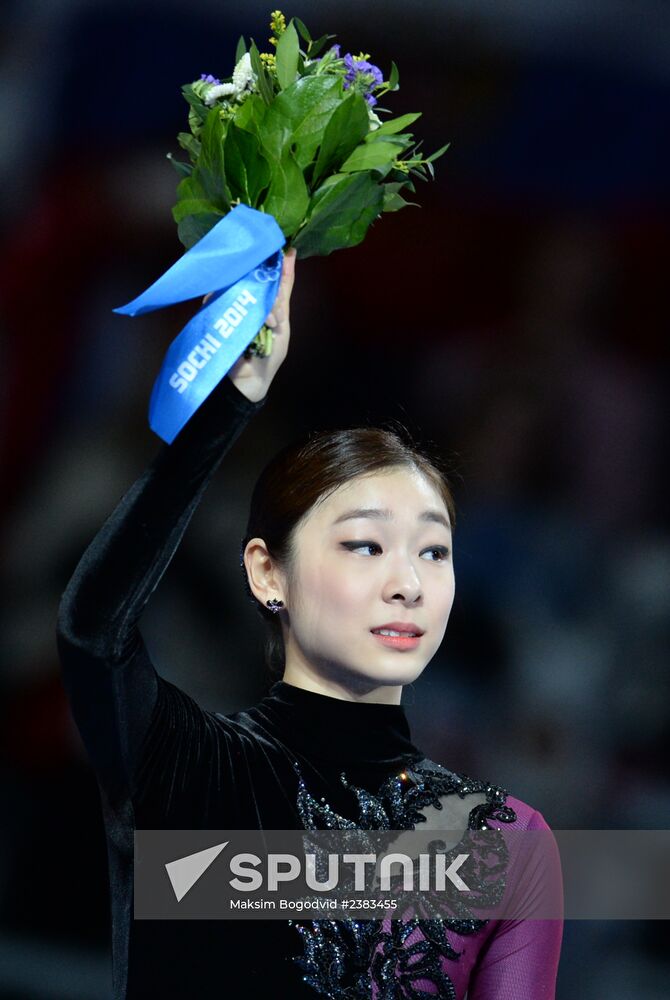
[114,204,285,443]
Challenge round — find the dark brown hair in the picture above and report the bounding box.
[241,424,457,676]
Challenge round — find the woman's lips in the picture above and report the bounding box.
[370,632,422,651]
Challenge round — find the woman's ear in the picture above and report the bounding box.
[243,538,287,608]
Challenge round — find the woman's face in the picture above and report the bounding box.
[281,466,455,699]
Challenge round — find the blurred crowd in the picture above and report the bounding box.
[0,1,668,997]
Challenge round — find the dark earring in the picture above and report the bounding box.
[266,598,284,613]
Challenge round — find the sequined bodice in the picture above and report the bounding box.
[249,683,517,999]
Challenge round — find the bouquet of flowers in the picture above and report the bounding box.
[115,11,448,443]
[170,10,448,268]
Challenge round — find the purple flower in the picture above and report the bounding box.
[342,53,384,100]
[200,73,220,85]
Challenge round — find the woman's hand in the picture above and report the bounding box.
[203,248,297,404]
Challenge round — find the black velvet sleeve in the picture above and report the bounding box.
[56,376,266,802]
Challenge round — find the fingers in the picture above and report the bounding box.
[265,248,297,329]
[276,249,297,312]
[282,247,297,296]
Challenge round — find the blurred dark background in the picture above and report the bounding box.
[0,0,668,996]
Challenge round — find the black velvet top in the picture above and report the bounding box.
[56,377,561,1000]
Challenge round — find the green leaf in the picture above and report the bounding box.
[172,172,224,246]
[197,108,231,210]
[366,132,413,151]
[425,142,451,163]
[188,107,204,137]
[340,141,400,172]
[235,35,246,65]
[177,212,222,250]
[172,196,220,223]
[300,59,321,77]
[410,164,430,182]
[383,184,419,212]
[181,84,209,119]
[167,153,192,179]
[307,34,336,59]
[262,151,309,237]
[388,61,399,90]
[292,172,384,258]
[177,131,201,161]
[365,112,421,138]
[386,166,412,184]
[382,181,405,198]
[174,172,206,203]
[234,93,267,137]
[312,92,370,186]
[308,172,348,206]
[224,123,271,206]
[261,75,343,167]
[275,20,299,90]
[294,17,311,43]
[249,40,274,104]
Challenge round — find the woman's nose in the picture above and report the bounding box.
[382,560,422,604]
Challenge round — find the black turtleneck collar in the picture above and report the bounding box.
[250,680,423,769]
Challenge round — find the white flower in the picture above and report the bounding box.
[201,52,256,109]
[232,52,256,93]
[204,82,237,106]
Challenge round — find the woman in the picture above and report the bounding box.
[57,250,563,998]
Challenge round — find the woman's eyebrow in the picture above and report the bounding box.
[332,507,451,530]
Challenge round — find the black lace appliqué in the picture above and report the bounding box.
[287,758,516,999]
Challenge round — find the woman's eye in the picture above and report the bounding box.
[421,546,450,561]
[341,541,382,556]
[341,542,450,561]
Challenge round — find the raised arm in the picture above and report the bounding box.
[56,249,296,799]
